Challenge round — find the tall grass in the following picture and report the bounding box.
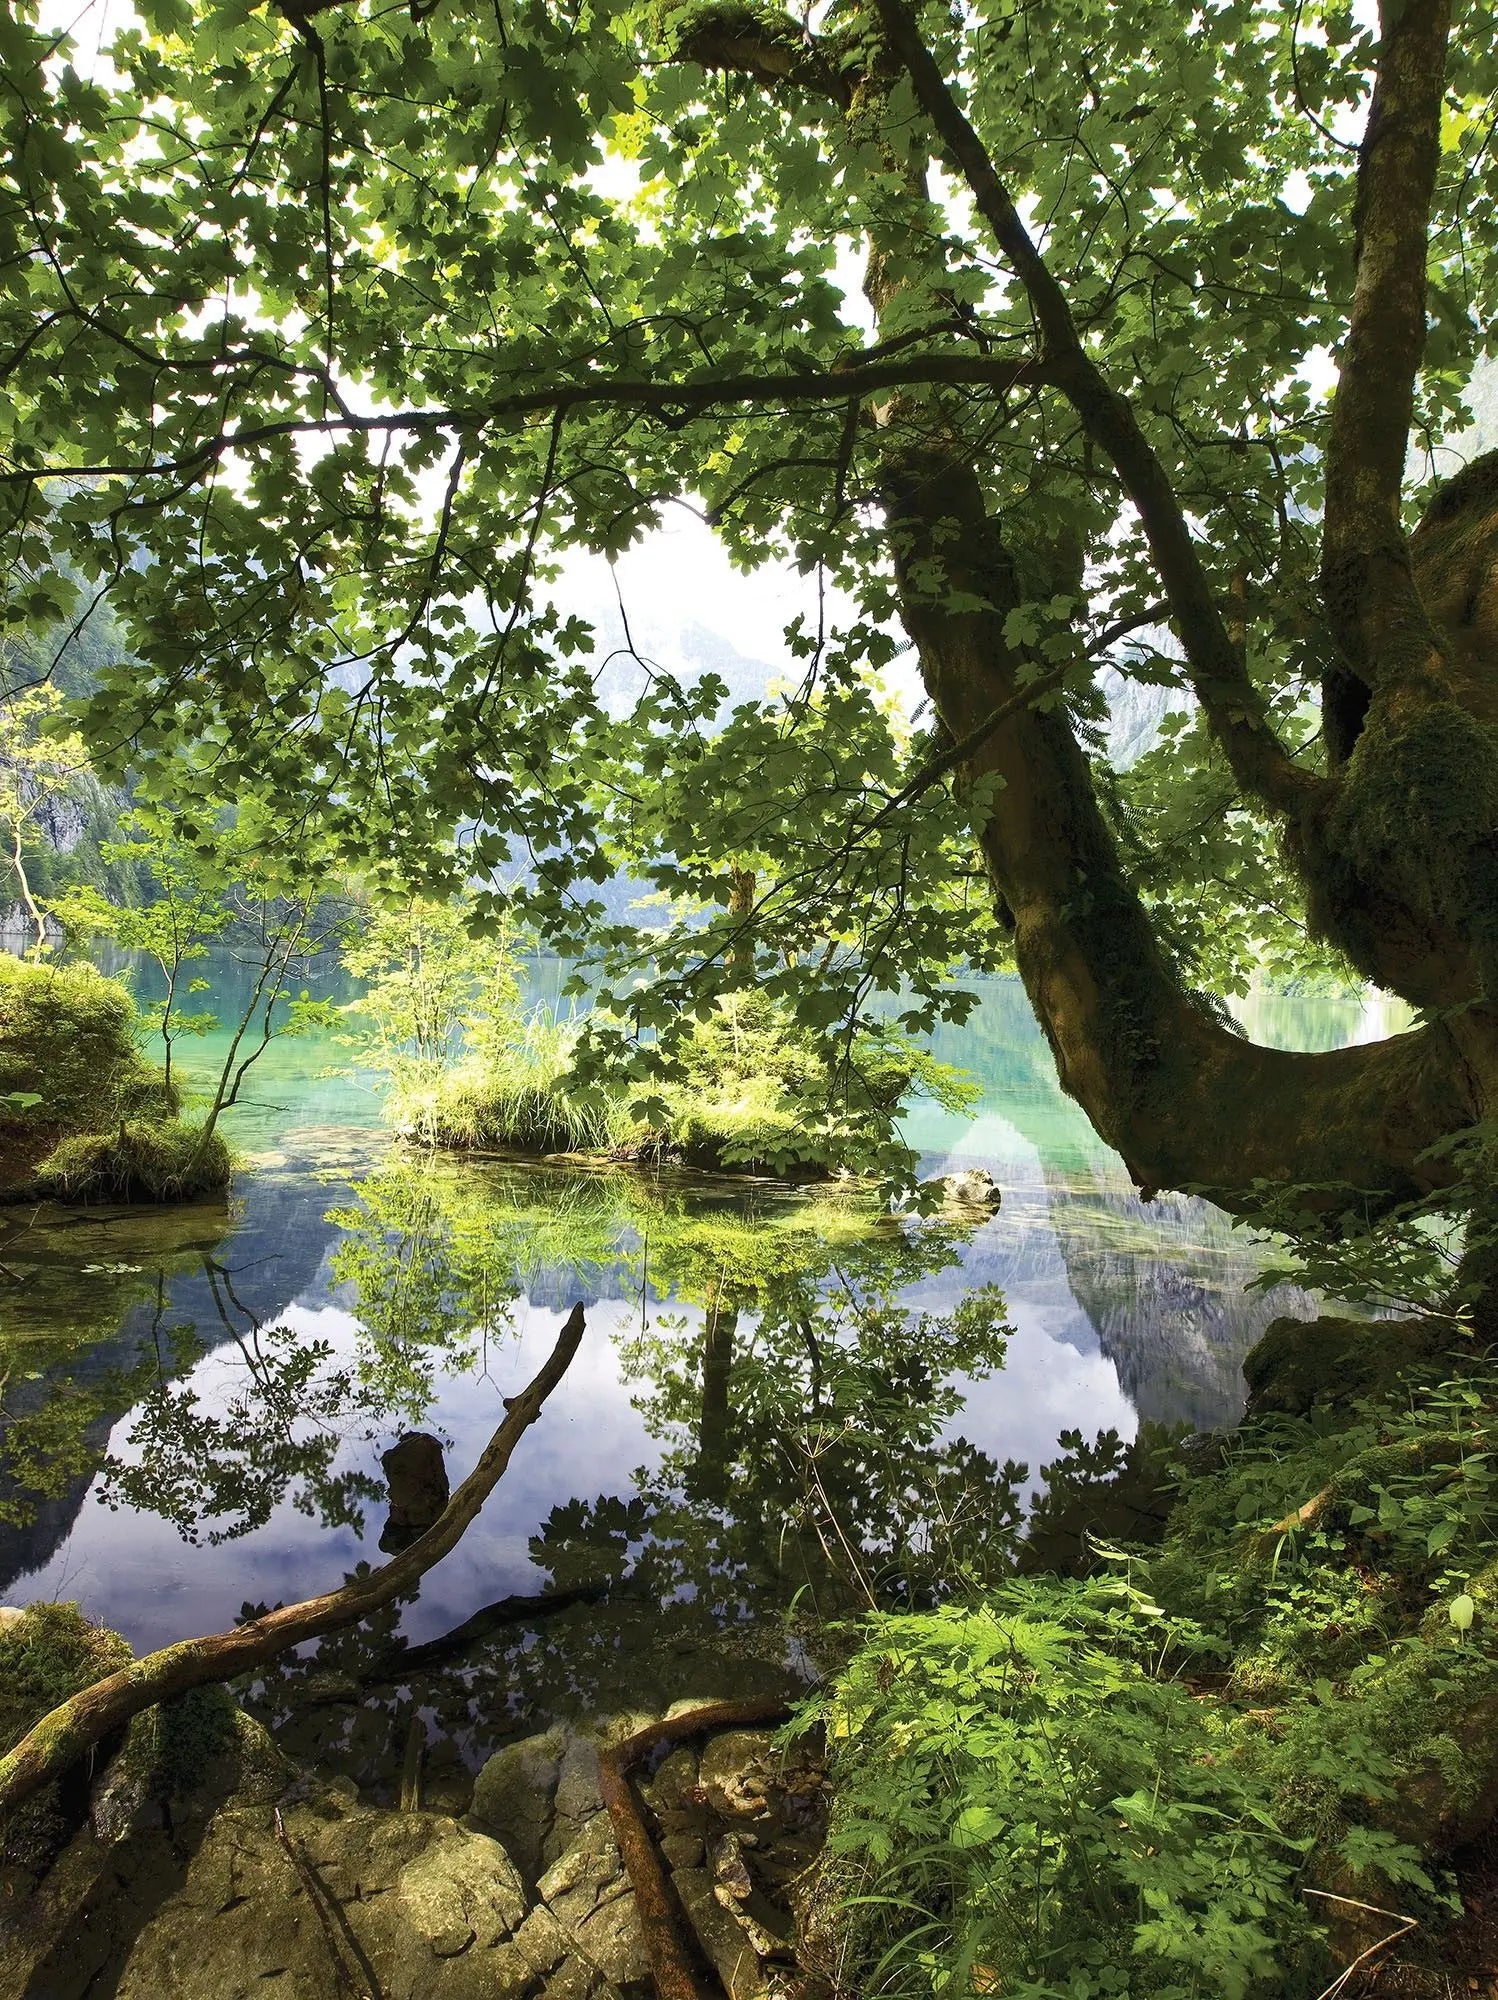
[396,1008,633,1155]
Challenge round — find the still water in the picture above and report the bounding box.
[0,964,1408,1753]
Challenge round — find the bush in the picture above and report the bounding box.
[811,1347,1498,1998]
[0,954,175,1131]
[30,1120,232,1201]
[661,991,971,1176]
[398,1010,634,1155]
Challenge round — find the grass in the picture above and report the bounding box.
[396,1009,635,1155]
[28,1120,233,1202]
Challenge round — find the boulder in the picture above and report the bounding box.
[380,1432,451,1552]
[469,1726,566,1889]
[920,1168,1002,1214]
[114,1796,536,2000]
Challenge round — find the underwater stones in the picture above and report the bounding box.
[380,1431,451,1552]
[920,1168,1003,1213]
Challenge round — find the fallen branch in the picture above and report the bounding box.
[597,1696,793,2000]
[0,1303,587,1819]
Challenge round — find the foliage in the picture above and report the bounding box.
[814,1349,1498,1998]
[656,988,975,1176]
[0,684,89,953]
[813,1581,1315,2000]
[51,804,344,1170]
[404,1006,636,1155]
[0,952,173,1136]
[9,0,1488,1203]
[340,890,521,1084]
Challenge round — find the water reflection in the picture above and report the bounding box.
[0,1140,1313,1663]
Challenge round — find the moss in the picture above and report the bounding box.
[0,1603,133,1874]
[121,1683,240,1798]
[28,1120,233,1202]
[1242,1312,1458,1420]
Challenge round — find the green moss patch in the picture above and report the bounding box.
[0,1602,133,1877]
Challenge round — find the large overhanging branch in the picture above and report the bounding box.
[1319,0,1453,683]
[0,1303,586,1818]
[0,350,1040,492]
[865,0,1323,820]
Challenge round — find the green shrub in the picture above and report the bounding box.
[0,954,175,1131]
[813,1353,1498,1998]
[398,1009,634,1154]
[662,990,972,1177]
[810,1580,1318,2000]
[30,1119,232,1201]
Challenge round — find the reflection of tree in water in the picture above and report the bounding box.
[533,1205,1022,1621]
[244,1164,1031,1789]
[0,1205,237,1582]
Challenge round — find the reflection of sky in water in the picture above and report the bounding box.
[2,970,1394,1652]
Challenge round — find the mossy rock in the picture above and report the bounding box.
[1242,1313,1459,1419]
[0,1602,134,1880]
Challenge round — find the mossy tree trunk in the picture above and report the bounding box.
[671,0,1498,1214]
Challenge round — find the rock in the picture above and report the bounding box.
[0,1604,26,1631]
[469,1726,565,1889]
[537,1809,625,1928]
[110,1796,534,1999]
[1242,1313,1453,1420]
[698,1730,778,1822]
[920,1168,1003,1214]
[660,1832,704,1869]
[674,1866,768,2000]
[380,1431,451,1552]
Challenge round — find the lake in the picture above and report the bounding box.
[0,961,1406,1782]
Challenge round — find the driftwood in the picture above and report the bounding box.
[597,1696,793,2000]
[0,1303,587,1819]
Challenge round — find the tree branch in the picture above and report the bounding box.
[0,350,1040,490]
[0,1304,586,1817]
[867,0,1322,817]
[1319,0,1453,682]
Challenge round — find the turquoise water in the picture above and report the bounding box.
[0,960,1409,1736]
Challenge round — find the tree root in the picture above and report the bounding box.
[0,1304,588,1820]
[597,1697,793,2000]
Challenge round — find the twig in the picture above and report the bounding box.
[1303,1887,1419,1999]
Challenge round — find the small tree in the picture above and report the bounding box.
[338,889,524,1136]
[0,687,87,956]
[50,805,345,1173]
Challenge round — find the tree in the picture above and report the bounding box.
[50,805,344,1172]
[0,687,86,954]
[3,0,1497,1220]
